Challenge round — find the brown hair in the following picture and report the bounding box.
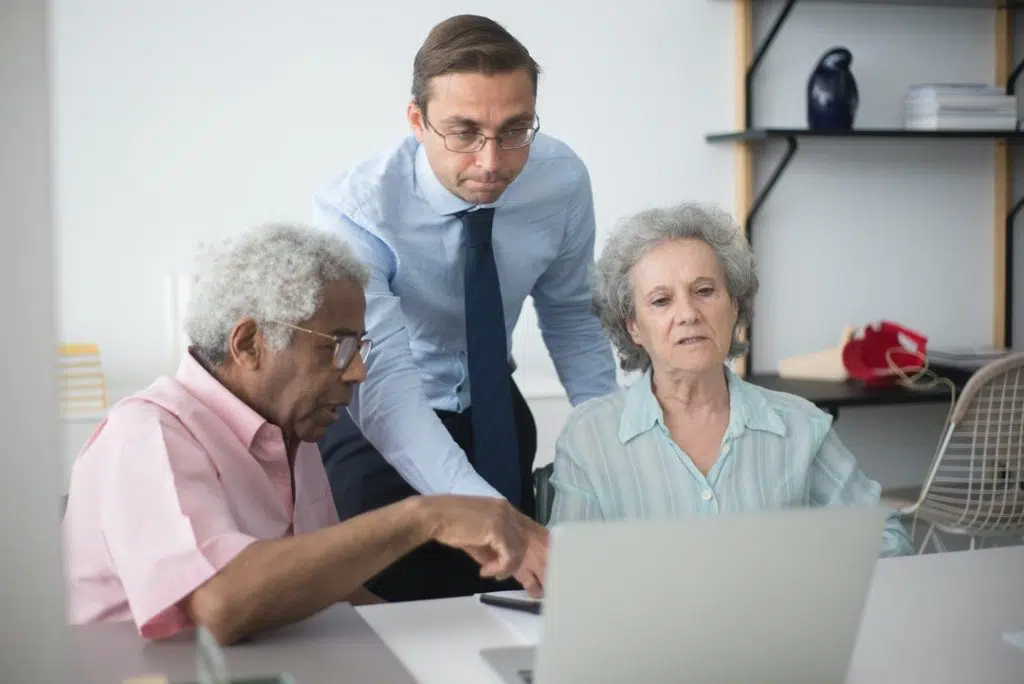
[411,15,540,113]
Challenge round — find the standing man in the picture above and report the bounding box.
[314,14,618,601]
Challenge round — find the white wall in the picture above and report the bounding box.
[53,0,734,394]
[53,1,1018,486]
[52,0,734,478]
[1,1,67,680]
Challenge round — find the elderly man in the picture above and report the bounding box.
[63,223,548,646]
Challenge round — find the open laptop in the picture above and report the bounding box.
[481,505,888,684]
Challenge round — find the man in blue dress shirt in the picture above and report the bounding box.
[314,14,618,601]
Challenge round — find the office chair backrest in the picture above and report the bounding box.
[533,463,554,526]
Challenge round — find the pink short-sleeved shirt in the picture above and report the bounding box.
[63,352,339,639]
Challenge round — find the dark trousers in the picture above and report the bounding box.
[319,378,537,602]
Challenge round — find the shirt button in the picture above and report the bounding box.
[701,489,713,501]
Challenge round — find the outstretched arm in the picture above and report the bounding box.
[314,200,500,497]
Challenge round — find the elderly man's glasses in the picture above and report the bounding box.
[270,321,371,371]
[422,113,540,153]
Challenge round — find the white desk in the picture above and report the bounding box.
[358,546,1024,684]
[68,546,1024,683]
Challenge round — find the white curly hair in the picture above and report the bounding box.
[185,222,370,367]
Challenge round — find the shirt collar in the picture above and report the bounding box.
[414,142,472,216]
[617,367,662,443]
[413,141,505,216]
[723,366,787,439]
[617,364,787,444]
[175,350,271,449]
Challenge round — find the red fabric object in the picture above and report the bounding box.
[841,321,927,386]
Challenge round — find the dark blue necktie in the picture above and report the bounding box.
[459,207,521,505]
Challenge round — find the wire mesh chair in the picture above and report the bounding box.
[887,351,1024,552]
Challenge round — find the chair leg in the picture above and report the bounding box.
[932,531,948,553]
[969,536,977,551]
[918,525,936,554]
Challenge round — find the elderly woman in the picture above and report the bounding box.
[549,202,913,557]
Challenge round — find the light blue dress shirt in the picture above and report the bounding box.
[313,133,618,497]
[549,366,914,557]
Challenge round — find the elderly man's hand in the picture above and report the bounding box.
[512,519,548,598]
[420,495,547,590]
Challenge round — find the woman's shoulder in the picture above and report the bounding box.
[732,374,834,429]
[561,389,629,436]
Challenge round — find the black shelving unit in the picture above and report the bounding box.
[767,0,1024,6]
[744,372,965,419]
[706,0,1023,409]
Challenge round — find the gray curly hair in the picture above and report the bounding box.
[185,223,370,367]
[592,202,758,372]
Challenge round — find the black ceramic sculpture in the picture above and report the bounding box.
[807,47,859,130]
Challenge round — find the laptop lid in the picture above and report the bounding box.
[523,505,887,684]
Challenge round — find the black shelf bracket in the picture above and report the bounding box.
[745,0,799,129]
[741,0,798,372]
[1006,195,1024,347]
[1007,57,1024,96]
[746,136,799,240]
[744,135,799,370]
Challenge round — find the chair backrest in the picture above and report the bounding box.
[57,343,108,415]
[917,351,1024,535]
[533,463,555,526]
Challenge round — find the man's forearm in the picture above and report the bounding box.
[352,340,500,496]
[345,585,387,605]
[185,497,436,644]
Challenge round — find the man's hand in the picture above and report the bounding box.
[513,521,548,598]
[419,495,547,588]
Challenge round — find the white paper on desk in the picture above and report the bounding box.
[478,590,543,645]
[1003,631,1024,651]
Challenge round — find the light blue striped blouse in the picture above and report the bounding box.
[549,366,914,558]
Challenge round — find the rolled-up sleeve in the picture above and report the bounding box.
[810,429,915,558]
[100,406,257,639]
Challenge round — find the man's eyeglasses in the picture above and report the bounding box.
[270,320,371,371]
[422,113,540,153]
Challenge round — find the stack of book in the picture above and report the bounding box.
[929,346,1015,370]
[903,83,1017,131]
[928,346,1017,384]
[57,342,109,417]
